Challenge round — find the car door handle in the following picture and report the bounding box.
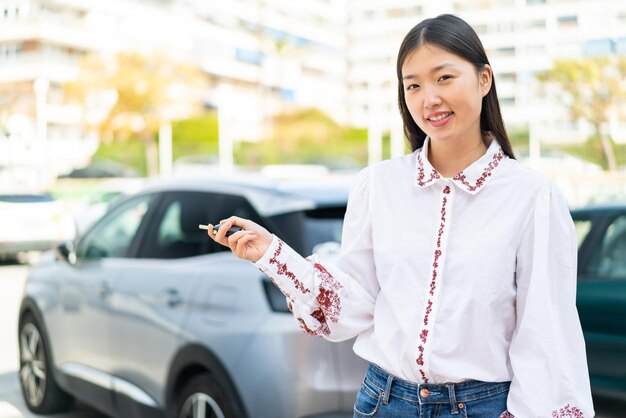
[163,288,182,307]
[98,281,112,298]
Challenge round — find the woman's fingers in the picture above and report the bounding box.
[206,217,271,262]
[231,231,257,255]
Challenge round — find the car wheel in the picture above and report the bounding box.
[19,313,73,413]
[176,373,243,418]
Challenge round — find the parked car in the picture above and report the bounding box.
[0,193,76,263]
[573,203,626,400]
[18,176,366,418]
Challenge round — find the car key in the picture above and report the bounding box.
[199,224,244,237]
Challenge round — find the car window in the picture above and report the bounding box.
[585,214,626,280]
[210,193,266,253]
[138,192,221,259]
[597,215,626,279]
[77,195,152,259]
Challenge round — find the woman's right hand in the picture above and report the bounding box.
[206,216,273,263]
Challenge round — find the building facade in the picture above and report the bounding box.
[0,0,347,186]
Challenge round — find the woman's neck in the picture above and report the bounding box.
[428,134,488,178]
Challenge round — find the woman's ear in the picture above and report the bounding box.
[479,64,493,97]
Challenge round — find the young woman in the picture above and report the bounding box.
[208,14,594,418]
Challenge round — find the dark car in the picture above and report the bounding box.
[573,203,626,400]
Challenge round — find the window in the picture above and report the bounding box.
[617,38,626,55]
[270,206,345,256]
[585,39,614,56]
[78,195,152,259]
[557,15,578,28]
[494,47,516,57]
[138,191,264,259]
[597,216,626,279]
[584,215,626,280]
[499,97,515,106]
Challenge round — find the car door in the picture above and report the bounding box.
[47,193,155,416]
[575,210,626,391]
[107,191,226,414]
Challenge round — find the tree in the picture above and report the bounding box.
[65,52,206,176]
[537,57,626,171]
[234,108,370,167]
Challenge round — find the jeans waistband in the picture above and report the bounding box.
[364,363,511,407]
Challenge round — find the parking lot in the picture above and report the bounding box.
[1,262,625,418]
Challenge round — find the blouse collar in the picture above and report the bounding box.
[415,134,506,195]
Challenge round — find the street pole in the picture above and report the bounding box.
[390,114,405,159]
[367,82,383,166]
[217,84,234,175]
[34,78,49,190]
[159,121,173,177]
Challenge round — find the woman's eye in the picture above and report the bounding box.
[438,75,452,82]
[406,84,420,91]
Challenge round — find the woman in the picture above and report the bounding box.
[208,14,594,418]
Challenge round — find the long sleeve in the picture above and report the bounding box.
[502,182,594,417]
[255,167,379,342]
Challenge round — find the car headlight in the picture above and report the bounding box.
[262,279,290,313]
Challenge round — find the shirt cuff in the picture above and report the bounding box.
[254,234,281,267]
[254,235,315,301]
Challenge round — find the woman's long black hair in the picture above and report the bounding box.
[397,14,515,159]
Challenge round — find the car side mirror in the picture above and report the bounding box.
[55,241,77,265]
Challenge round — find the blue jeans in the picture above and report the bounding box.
[353,363,510,418]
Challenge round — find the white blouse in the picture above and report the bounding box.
[255,137,594,417]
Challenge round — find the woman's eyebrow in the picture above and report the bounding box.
[402,62,458,80]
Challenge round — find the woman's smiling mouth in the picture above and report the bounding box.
[426,111,454,127]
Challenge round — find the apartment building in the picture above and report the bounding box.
[0,0,348,184]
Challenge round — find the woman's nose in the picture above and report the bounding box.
[424,87,442,108]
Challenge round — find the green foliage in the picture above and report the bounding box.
[554,135,626,170]
[508,127,529,149]
[234,108,371,168]
[93,140,147,176]
[536,56,626,170]
[171,114,219,160]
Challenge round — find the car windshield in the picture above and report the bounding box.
[0,194,54,203]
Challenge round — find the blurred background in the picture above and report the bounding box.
[0,0,625,209]
[2,1,626,417]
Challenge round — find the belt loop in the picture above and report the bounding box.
[382,374,393,405]
[447,383,459,414]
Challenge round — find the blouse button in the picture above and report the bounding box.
[419,388,429,398]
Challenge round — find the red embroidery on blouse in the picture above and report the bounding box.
[419,369,428,382]
[416,189,450,381]
[291,258,344,338]
[313,263,343,323]
[452,149,504,191]
[552,404,584,417]
[269,240,311,295]
[499,404,584,418]
[297,317,317,335]
[417,152,441,186]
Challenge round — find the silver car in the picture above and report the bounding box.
[18,176,367,418]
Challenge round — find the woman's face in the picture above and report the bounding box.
[401,43,492,146]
